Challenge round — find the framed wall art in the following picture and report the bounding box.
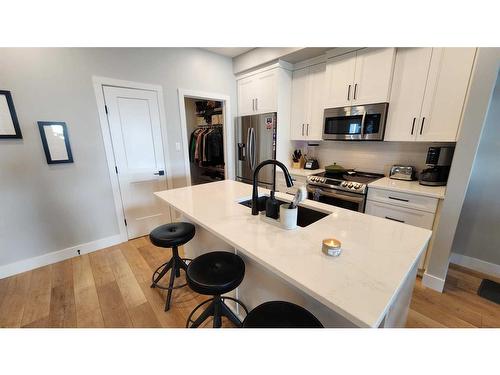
[0,90,22,139]
[38,121,74,164]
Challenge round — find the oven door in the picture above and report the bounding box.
[307,185,366,212]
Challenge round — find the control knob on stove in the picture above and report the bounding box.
[320,177,326,183]
[348,182,353,188]
[341,181,348,188]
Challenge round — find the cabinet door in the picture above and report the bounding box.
[307,63,327,141]
[352,48,396,105]
[237,76,256,116]
[325,51,356,108]
[418,48,476,142]
[255,69,278,114]
[384,48,432,141]
[290,67,309,140]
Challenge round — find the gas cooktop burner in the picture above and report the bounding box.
[307,171,384,194]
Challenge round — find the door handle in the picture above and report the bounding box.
[246,127,252,168]
[385,216,405,223]
[411,117,416,135]
[154,170,165,176]
[347,85,351,100]
[302,124,304,136]
[353,83,358,100]
[250,128,257,170]
[388,196,409,202]
[255,98,258,111]
[306,123,309,136]
[252,99,255,111]
[419,117,426,135]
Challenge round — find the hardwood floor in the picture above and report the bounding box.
[1,237,499,328]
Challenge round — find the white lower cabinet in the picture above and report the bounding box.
[365,200,435,229]
[366,187,439,270]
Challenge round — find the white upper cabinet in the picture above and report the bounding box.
[325,51,356,108]
[307,63,327,140]
[385,47,476,142]
[418,48,476,142]
[352,48,396,105]
[290,67,310,140]
[384,48,433,141]
[237,68,278,116]
[290,63,326,141]
[325,48,395,108]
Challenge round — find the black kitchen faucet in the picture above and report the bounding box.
[251,160,294,215]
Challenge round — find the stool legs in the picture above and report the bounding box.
[186,295,248,328]
[150,246,190,311]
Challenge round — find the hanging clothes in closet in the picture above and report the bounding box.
[189,126,224,167]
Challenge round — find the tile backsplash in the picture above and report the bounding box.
[294,141,455,176]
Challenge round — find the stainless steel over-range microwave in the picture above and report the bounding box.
[322,102,389,141]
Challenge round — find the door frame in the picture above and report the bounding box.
[178,88,234,186]
[92,76,174,242]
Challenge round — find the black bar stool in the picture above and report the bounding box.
[149,222,195,311]
[242,301,324,328]
[186,251,248,328]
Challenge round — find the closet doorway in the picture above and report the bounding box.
[178,89,233,186]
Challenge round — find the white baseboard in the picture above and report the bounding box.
[422,272,446,292]
[0,234,123,279]
[450,252,500,278]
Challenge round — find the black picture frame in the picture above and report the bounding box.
[0,90,22,139]
[38,121,74,164]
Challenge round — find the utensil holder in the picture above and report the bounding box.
[279,204,298,230]
[292,161,301,169]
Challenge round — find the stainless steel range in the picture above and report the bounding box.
[306,171,384,212]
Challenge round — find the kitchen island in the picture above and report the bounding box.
[155,180,431,328]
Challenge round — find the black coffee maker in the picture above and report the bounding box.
[419,147,454,186]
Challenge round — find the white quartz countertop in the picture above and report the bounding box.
[276,168,325,177]
[155,180,431,327]
[368,177,446,199]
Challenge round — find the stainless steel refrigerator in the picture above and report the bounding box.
[235,112,277,189]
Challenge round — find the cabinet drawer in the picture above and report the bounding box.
[367,188,438,213]
[365,200,435,229]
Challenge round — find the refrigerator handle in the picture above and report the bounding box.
[247,127,253,170]
[251,127,257,170]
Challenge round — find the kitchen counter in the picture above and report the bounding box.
[155,180,431,327]
[276,167,325,177]
[368,177,447,199]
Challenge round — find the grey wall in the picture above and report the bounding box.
[452,73,500,265]
[0,48,236,266]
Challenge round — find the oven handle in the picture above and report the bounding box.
[306,185,365,204]
[360,110,366,138]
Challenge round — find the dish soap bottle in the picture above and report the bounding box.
[265,191,280,220]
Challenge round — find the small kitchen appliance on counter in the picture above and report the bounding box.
[303,158,319,170]
[419,146,454,186]
[389,165,416,181]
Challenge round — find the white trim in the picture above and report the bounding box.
[450,253,500,278]
[422,271,446,292]
[92,76,174,241]
[177,88,234,187]
[235,61,292,80]
[0,235,122,279]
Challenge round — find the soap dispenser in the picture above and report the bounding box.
[265,191,280,220]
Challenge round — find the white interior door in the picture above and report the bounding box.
[103,86,171,239]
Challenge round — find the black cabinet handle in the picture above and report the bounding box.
[347,85,351,100]
[388,196,409,202]
[411,117,416,135]
[353,83,358,100]
[385,216,405,223]
[420,117,426,135]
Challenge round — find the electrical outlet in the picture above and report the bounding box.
[77,249,81,255]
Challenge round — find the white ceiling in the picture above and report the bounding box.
[203,47,254,58]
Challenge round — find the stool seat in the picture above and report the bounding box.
[187,251,245,295]
[149,222,195,248]
[242,301,323,328]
